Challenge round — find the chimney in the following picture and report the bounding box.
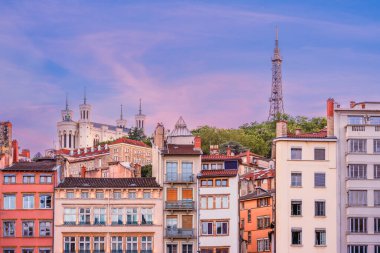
[327,98,334,137]
[12,140,19,163]
[226,146,231,156]
[81,166,86,178]
[134,163,142,178]
[194,136,202,150]
[153,123,165,150]
[295,128,302,135]
[21,149,30,158]
[210,145,219,155]
[350,101,356,108]
[276,120,287,138]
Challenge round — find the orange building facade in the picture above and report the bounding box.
[0,159,58,253]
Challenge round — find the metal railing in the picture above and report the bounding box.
[165,228,195,238]
[165,173,194,183]
[165,200,195,210]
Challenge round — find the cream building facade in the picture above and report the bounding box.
[152,117,202,253]
[334,100,380,253]
[274,120,337,253]
[54,177,163,253]
[57,96,146,150]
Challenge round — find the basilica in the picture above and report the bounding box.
[57,95,146,150]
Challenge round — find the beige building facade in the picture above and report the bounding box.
[274,120,337,253]
[54,177,163,253]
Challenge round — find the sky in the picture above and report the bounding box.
[0,1,380,154]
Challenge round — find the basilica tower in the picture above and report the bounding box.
[135,98,146,133]
[116,104,127,129]
[78,89,92,148]
[57,95,77,150]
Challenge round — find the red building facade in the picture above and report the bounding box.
[0,159,57,253]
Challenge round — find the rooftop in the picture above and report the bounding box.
[202,154,240,161]
[2,159,57,172]
[57,177,160,188]
[240,189,275,201]
[199,169,238,178]
[286,129,329,139]
[168,116,193,137]
[163,144,202,155]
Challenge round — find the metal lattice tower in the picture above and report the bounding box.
[268,27,285,120]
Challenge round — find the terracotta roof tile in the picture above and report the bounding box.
[163,144,202,155]
[2,160,57,172]
[57,177,161,188]
[240,189,275,201]
[286,129,328,139]
[199,169,238,178]
[110,137,150,148]
[241,168,275,180]
[201,155,240,161]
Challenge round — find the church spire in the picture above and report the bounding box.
[65,93,69,111]
[83,86,87,105]
[120,104,123,120]
[139,98,142,115]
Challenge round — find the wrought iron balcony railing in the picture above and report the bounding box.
[165,173,194,183]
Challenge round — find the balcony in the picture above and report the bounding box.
[165,228,195,239]
[346,124,380,138]
[165,173,194,183]
[165,200,195,211]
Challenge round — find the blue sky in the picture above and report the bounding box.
[0,1,380,154]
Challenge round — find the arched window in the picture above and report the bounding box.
[86,110,89,119]
[64,133,67,148]
[69,133,72,148]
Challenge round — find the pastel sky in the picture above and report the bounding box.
[1,1,380,154]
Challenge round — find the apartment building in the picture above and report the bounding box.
[152,117,202,253]
[334,100,380,253]
[0,158,58,253]
[54,177,162,253]
[274,119,337,253]
[240,168,275,253]
[198,154,240,253]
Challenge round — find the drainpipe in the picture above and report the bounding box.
[197,172,200,253]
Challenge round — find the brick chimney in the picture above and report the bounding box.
[81,166,86,178]
[153,123,165,150]
[276,121,287,138]
[133,163,142,178]
[21,149,30,158]
[12,140,19,163]
[327,98,334,137]
[295,128,302,135]
[210,145,219,155]
[226,146,232,156]
[194,136,202,150]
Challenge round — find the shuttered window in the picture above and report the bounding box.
[182,189,193,200]
[167,188,177,201]
[182,215,193,229]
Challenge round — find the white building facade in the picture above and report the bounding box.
[334,100,380,253]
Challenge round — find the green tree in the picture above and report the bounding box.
[219,141,247,155]
[141,164,152,177]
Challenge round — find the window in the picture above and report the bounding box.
[247,209,251,223]
[93,236,105,252]
[348,116,365,125]
[23,175,35,184]
[375,245,380,253]
[95,191,104,199]
[111,208,123,225]
[349,139,367,153]
[81,191,89,199]
[349,217,367,233]
[215,179,228,187]
[22,249,33,253]
[315,201,326,216]
[375,191,380,206]
[291,148,302,160]
[94,208,106,225]
[182,244,193,253]
[64,208,76,225]
[64,237,76,252]
[40,195,51,209]
[143,192,151,199]
[370,117,380,125]
[141,236,152,253]
[248,231,252,244]
[182,162,193,182]
[39,221,51,236]
[215,196,228,209]
[22,221,34,237]
[314,148,325,160]
[374,218,380,233]
[126,208,138,225]
[348,164,367,179]
[216,221,228,235]
[113,191,121,199]
[166,162,178,182]
[23,194,34,209]
[291,172,302,187]
[3,221,15,237]
[202,164,209,170]
[291,201,302,216]
[66,191,74,199]
[126,236,138,252]
[201,222,213,235]
[40,175,52,184]
[3,249,15,253]
[141,208,153,225]
[347,245,367,253]
[39,249,51,253]
[291,228,302,245]
[167,244,178,253]
[3,194,16,209]
[201,179,213,187]
[315,229,326,246]
[111,236,122,252]
[314,173,326,187]
[348,190,367,206]
[79,236,90,252]
[257,238,270,252]
[128,192,136,199]
[4,175,16,184]
[375,165,380,179]
[257,216,270,229]
[258,198,269,207]
[79,208,91,225]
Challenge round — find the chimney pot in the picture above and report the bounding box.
[295,128,302,135]
[327,98,335,137]
[194,136,202,150]
[276,120,288,138]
